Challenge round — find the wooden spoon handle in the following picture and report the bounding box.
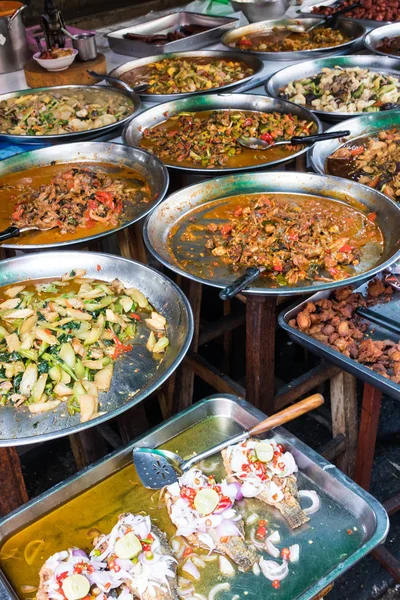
[249,394,324,436]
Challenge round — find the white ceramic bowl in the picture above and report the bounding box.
[33,49,78,72]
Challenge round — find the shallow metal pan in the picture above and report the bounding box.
[143,171,400,296]
[107,12,238,57]
[221,17,365,61]
[123,93,322,175]
[108,50,264,103]
[364,22,400,59]
[300,1,392,29]
[0,85,141,146]
[0,141,169,250]
[265,54,400,122]
[310,110,400,176]
[0,395,389,600]
[0,251,193,446]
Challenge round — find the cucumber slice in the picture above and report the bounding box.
[62,574,90,600]
[255,442,274,463]
[114,531,142,559]
[194,488,219,515]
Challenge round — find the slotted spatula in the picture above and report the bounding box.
[133,393,324,489]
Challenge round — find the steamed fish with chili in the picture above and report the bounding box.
[141,109,316,169]
[232,26,351,52]
[165,468,257,571]
[0,270,169,421]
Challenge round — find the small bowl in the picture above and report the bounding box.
[230,0,290,22]
[33,49,78,71]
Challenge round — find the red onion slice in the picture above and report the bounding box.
[259,558,289,581]
[298,490,320,515]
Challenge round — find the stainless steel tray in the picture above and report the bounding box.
[0,395,389,600]
[265,54,400,122]
[107,12,238,57]
[279,273,400,399]
[108,50,264,103]
[0,251,193,446]
[143,171,400,296]
[123,93,322,174]
[364,22,400,59]
[299,2,392,29]
[221,16,365,61]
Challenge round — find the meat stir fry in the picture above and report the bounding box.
[376,36,400,56]
[233,26,350,52]
[205,194,382,286]
[120,57,254,94]
[279,67,400,114]
[11,167,150,234]
[311,0,400,23]
[141,110,315,168]
[289,278,400,383]
[328,129,400,201]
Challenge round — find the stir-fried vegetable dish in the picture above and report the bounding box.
[0,89,133,136]
[327,129,400,201]
[120,57,254,95]
[231,26,351,52]
[0,270,169,421]
[141,109,316,169]
[203,193,383,285]
[279,66,400,113]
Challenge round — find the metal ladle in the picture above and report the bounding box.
[87,70,149,94]
[238,130,350,151]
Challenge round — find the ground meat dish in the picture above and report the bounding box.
[311,0,400,23]
[233,26,351,52]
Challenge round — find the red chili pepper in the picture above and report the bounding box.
[273,264,283,272]
[329,267,340,278]
[272,580,280,589]
[88,199,98,211]
[183,547,194,557]
[347,529,353,535]
[258,519,267,527]
[368,212,377,222]
[234,206,243,217]
[56,571,69,585]
[256,525,267,539]
[217,496,232,511]
[350,146,365,157]
[220,536,229,543]
[339,244,353,253]
[260,132,273,144]
[96,264,102,272]
[277,444,284,452]
[281,547,290,560]
[12,204,24,221]
[243,118,253,126]
[221,224,232,236]
[288,231,299,241]
[109,331,133,360]
[239,38,253,47]
[96,191,115,210]
[129,312,141,321]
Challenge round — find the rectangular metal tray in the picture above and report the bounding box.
[106,12,238,57]
[0,395,388,600]
[279,274,400,400]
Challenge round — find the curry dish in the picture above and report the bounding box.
[231,26,351,52]
[140,109,316,169]
[119,57,254,95]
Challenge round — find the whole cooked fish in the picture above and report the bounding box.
[165,468,257,572]
[222,438,309,529]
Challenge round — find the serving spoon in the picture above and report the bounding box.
[0,225,55,243]
[238,130,350,151]
[87,70,149,94]
[287,2,361,33]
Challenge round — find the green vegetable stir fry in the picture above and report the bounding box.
[0,269,169,422]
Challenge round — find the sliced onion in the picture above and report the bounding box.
[298,490,320,515]
[199,459,220,473]
[289,544,300,563]
[208,582,230,600]
[227,481,243,502]
[20,585,38,594]
[245,513,259,525]
[192,555,206,569]
[201,553,218,562]
[218,555,235,577]
[265,537,280,558]
[241,481,262,498]
[232,596,240,600]
[249,527,266,550]
[72,549,88,558]
[183,558,201,581]
[215,520,242,539]
[252,563,261,576]
[171,538,182,553]
[267,530,280,544]
[192,594,208,600]
[178,586,195,597]
[259,558,289,582]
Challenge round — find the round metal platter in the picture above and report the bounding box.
[0,141,169,250]
[300,1,392,28]
[143,171,400,296]
[0,85,141,146]
[310,110,400,176]
[0,251,193,446]
[108,50,264,103]
[265,55,400,122]
[123,93,322,174]
[364,22,400,59]
[221,17,365,61]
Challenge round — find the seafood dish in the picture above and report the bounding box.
[0,89,132,136]
[222,438,309,529]
[279,66,400,114]
[327,128,400,201]
[230,26,351,52]
[140,109,316,169]
[0,163,151,244]
[123,24,210,44]
[0,269,169,421]
[376,36,400,56]
[38,513,177,600]
[165,467,258,571]
[202,193,383,285]
[119,57,254,95]
[310,0,399,22]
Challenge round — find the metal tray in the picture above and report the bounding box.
[143,171,400,296]
[0,251,193,446]
[108,50,264,103]
[265,54,400,122]
[364,22,400,59]
[299,2,392,29]
[279,272,400,399]
[123,93,322,174]
[0,141,169,250]
[0,85,140,146]
[310,110,400,176]
[0,395,389,600]
[107,12,238,58]
[221,17,365,61]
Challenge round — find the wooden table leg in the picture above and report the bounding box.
[0,448,28,516]
[246,295,276,413]
[330,371,358,477]
[354,383,382,491]
[69,429,108,471]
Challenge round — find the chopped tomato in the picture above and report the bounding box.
[368,212,377,222]
[350,146,365,156]
[272,580,280,589]
[96,191,115,209]
[221,224,232,236]
[243,118,253,126]
[256,525,267,539]
[239,38,253,47]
